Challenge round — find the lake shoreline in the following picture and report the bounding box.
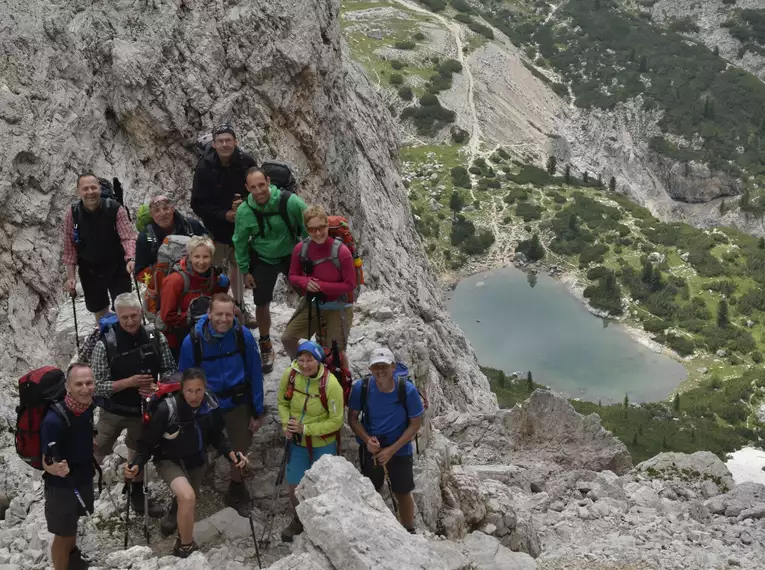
[443,254,692,397]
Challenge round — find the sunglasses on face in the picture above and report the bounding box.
[307,224,328,233]
[150,199,171,211]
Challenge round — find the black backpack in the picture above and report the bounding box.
[261,161,298,194]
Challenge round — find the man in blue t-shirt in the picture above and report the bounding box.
[348,346,424,534]
[41,363,97,570]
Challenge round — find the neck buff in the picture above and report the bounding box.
[64,393,90,416]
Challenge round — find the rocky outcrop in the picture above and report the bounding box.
[435,390,633,476]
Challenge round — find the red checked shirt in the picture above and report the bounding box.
[61,204,137,266]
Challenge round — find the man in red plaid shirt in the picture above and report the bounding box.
[62,173,137,323]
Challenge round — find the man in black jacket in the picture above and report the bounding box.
[134,194,207,279]
[191,124,257,327]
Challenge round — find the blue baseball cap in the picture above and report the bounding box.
[297,339,324,362]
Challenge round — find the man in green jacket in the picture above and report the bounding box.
[233,167,307,373]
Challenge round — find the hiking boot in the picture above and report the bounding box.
[280,515,304,543]
[69,547,90,570]
[131,482,164,518]
[173,539,199,559]
[160,498,178,536]
[259,337,275,374]
[239,304,258,329]
[224,480,251,517]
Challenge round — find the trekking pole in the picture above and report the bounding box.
[235,453,262,569]
[383,464,399,521]
[46,443,95,528]
[123,480,131,548]
[71,295,81,356]
[260,438,292,546]
[132,276,147,325]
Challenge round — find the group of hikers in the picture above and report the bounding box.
[20,123,425,570]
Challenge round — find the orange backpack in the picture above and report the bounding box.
[142,235,193,319]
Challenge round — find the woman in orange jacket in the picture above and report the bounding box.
[157,236,229,359]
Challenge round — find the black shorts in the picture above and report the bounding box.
[251,255,291,307]
[44,480,94,537]
[358,446,415,495]
[78,263,132,313]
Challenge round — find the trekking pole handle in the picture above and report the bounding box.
[45,442,61,465]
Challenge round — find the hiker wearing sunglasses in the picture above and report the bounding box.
[41,363,96,570]
[282,205,356,366]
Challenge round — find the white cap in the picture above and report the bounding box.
[368,347,395,367]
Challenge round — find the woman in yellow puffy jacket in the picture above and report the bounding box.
[276,339,344,542]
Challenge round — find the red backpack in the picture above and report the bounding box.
[142,381,182,424]
[15,367,67,470]
[299,216,365,303]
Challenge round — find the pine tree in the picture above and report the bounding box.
[497,370,506,388]
[568,213,579,233]
[741,188,751,210]
[609,176,616,193]
[546,155,557,176]
[597,173,603,188]
[598,399,602,407]
[564,164,571,184]
[583,171,589,184]
[717,298,729,328]
[623,393,629,409]
[449,191,464,220]
[703,97,714,119]
[526,370,533,393]
[632,433,638,446]
[759,237,765,250]
[673,393,680,412]
[641,260,653,284]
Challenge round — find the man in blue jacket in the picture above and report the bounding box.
[178,292,264,518]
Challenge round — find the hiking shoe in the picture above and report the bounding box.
[406,527,416,535]
[131,482,164,518]
[160,498,178,536]
[280,515,304,543]
[240,304,258,329]
[259,337,275,374]
[69,547,90,570]
[173,539,199,559]
[224,481,251,517]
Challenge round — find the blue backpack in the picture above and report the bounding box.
[359,363,427,454]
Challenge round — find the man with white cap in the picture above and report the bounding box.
[348,346,424,533]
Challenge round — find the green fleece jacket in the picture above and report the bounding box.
[232,185,307,270]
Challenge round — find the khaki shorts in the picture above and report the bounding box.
[156,460,204,496]
[95,411,143,461]
[282,299,353,351]
[213,242,243,304]
[223,404,253,454]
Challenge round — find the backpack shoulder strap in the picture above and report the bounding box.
[52,401,71,428]
[330,238,343,272]
[191,326,203,366]
[285,368,298,400]
[299,237,311,262]
[181,215,194,235]
[319,366,330,412]
[71,202,80,227]
[278,191,296,238]
[235,324,249,384]
[246,202,267,239]
[360,375,371,426]
[146,327,162,356]
[397,377,409,420]
[174,262,192,295]
[166,396,178,425]
[103,325,118,362]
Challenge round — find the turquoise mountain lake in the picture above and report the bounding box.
[446,266,687,403]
